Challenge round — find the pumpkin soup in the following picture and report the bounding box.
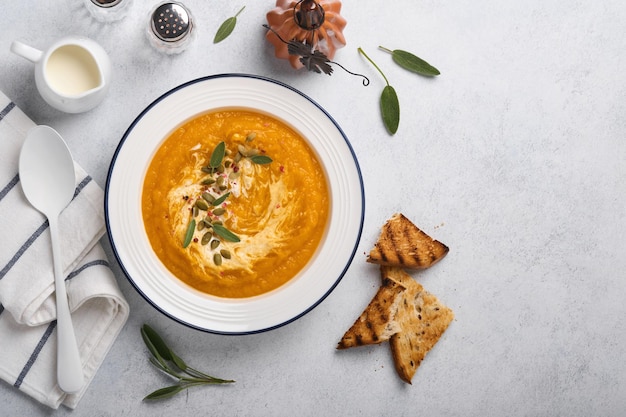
[142,109,329,298]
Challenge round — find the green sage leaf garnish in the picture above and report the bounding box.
[209,141,226,168]
[212,223,241,242]
[182,219,196,248]
[379,46,440,76]
[141,324,235,401]
[358,47,399,135]
[381,85,400,134]
[212,192,230,206]
[214,6,245,44]
[144,385,187,401]
[249,155,273,165]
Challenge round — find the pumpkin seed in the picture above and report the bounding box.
[247,148,260,157]
[201,232,212,245]
[213,253,222,266]
[195,200,209,211]
[246,132,257,142]
[213,208,225,216]
[217,164,225,173]
[210,239,220,250]
[192,205,199,217]
[229,171,240,180]
[220,249,231,259]
[237,144,248,156]
[201,178,216,185]
[202,192,215,203]
[197,220,205,231]
[201,166,215,174]
[234,152,242,163]
[224,159,232,168]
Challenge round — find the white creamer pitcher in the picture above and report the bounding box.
[11,37,112,113]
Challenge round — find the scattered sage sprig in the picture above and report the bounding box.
[214,6,245,44]
[379,46,440,77]
[141,324,235,401]
[358,47,400,135]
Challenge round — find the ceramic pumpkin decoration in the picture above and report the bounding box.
[266,0,347,70]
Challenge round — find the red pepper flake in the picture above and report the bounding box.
[233,166,239,173]
[276,204,281,209]
[279,165,285,173]
[193,237,198,243]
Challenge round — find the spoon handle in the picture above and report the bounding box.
[49,215,84,394]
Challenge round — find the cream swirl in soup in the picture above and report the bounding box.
[142,110,329,298]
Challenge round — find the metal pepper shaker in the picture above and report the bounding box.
[146,2,195,54]
[84,0,132,22]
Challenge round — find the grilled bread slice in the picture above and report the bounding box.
[382,266,454,384]
[337,277,405,349]
[367,213,449,269]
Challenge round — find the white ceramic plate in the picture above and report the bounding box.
[105,74,364,334]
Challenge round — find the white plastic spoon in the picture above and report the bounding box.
[19,125,84,394]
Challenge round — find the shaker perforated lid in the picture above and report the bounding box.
[90,0,122,7]
[150,2,192,43]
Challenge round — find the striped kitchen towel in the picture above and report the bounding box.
[0,91,129,409]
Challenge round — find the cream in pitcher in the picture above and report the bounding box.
[45,45,102,96]
[10,37,111,113]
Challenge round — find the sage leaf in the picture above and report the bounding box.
[183,219,196,248]
[249,155,273,165]
[144,385,187,401]
[142,330,168,369]
[379,46,440,76]
[170,351,187,371]
[358,47,399,135]
[141,324,235,401]
[142,324,174,360]
[209,142,226,168]
[213,6,245,44]
[212,223,241,242]
[212,192,230,206]
[381,85,400,135]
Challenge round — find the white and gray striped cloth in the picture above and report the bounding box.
[0,91,129,409]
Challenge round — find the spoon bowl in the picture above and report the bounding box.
[19,125,84,394]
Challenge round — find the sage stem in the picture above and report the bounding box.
[358,47,390,86]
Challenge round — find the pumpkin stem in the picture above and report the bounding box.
[293,0,326,31]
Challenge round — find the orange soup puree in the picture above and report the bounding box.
[142,109,329,298]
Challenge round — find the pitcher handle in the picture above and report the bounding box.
[11,41,43,63]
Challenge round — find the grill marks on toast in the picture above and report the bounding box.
[336,278,405,349]
[367,213,449,269]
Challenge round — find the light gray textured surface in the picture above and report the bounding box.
[1,0,626,415]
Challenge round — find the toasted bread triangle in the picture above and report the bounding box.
[381,266,454,384]
[367,213,449,270]
[336,277,405,349]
